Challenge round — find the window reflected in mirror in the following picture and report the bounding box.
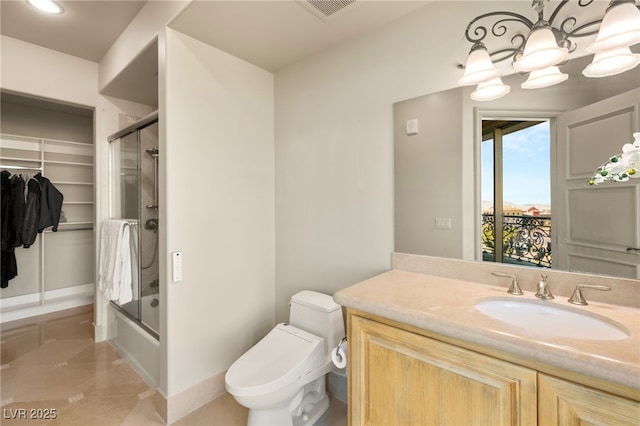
[481,120,551,269]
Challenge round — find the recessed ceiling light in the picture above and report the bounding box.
[26,0,64,14]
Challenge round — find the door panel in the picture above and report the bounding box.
[556,89,640,278]
[350,315,538,426]
[539,374,640,426]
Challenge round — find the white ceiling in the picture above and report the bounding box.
[169,0,431,72]
[0,0,431,71]
[0,0,147,62]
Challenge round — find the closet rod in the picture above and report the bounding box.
[43,227,93,233]
[1,165,43,171]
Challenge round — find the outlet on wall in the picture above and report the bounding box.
[435,217,452,230]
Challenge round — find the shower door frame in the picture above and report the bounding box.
[107,111,159,340]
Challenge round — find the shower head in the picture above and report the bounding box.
[146,147,159,157]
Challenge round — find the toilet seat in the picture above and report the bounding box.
[225,323,324,398]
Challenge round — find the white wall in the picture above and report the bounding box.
[98,1,189,92]
[393,88,465,259]
[274,1,521,321]
[164,28,275,397]
[0,35,97,107]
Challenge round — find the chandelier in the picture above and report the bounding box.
[458,0,640,101]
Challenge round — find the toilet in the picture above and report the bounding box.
[225,290,345,426]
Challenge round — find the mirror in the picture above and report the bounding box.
[394,54,640,280]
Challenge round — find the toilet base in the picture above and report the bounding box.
[292,393,329,426]
[246,377,329,426]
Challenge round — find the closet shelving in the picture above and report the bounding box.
[0,133,95,322]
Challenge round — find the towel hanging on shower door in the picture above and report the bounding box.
[98,219,133,304]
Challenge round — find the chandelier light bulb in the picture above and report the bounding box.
[513,25,569,73]
[458,44,500,86]
[582,46,640,78]
[587,1,640,53]
[470,77,511,101]
[521,66,568,89]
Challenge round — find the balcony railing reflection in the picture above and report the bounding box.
[482,213,552,268]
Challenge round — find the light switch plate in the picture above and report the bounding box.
[406,119,419,135]
[172,251,183,282]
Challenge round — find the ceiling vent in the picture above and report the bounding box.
[299,0,358,20]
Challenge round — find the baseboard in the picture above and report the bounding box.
[154,372,227,424]
[0,284,94,323]
[0,304,93,331]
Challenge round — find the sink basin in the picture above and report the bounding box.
[475,299,629,341]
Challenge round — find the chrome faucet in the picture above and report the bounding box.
[535,274,554,300]
[569,284,611,305]
[491,272,523,295]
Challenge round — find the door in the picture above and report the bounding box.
[556,88,640,279]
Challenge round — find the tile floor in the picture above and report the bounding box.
[0,306,348,426]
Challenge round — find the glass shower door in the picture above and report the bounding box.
[110,131,140,322]
[108,116,159,338]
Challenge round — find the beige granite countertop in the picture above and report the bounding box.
[334,269,640,393]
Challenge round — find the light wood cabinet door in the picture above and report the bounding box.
[538,374,640,426]
[349,315,538,426]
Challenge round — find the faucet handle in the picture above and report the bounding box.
[535,274,554,300]
[491,272,523,295]
[569,284,612,306]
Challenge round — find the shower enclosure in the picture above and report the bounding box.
[108,112,159,338]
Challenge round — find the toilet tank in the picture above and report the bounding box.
[289,291,345,355]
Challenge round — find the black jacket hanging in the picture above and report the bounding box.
[1,170,13,251]
[1,170,18,287]
[22,177,41,248]
[10,174,25,248]
[35,173,63,233]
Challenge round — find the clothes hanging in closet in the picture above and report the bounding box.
[35,173,64,234]
[10,175,25,247]
[22,176,41,248]
[0,170,64,287]
[1,171,21,287]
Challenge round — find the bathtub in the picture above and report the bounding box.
[140,294,160,334]
[108,300,159,388]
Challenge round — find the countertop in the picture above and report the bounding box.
[333,269,640,393]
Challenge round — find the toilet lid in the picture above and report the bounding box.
[225,324,324,398]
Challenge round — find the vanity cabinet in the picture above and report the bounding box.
[349,313,537,425]
[538,374,639,425]
[348,310,640,426]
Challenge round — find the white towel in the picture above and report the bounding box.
[98,219,133,304]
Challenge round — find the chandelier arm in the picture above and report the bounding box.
[464,11,535,44]
[548,0,571,26]
[489,48,522,64]
[492,17,533,37]
[560,18,603,38]
[548,0,595,26]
